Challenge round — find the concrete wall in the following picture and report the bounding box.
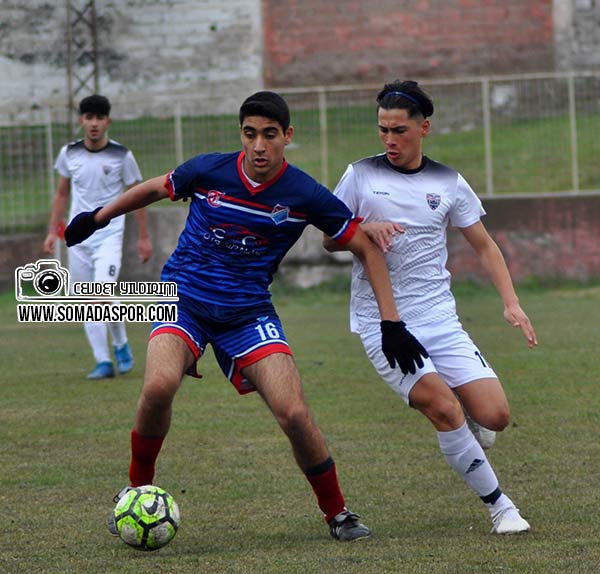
[554,0,600,70]
[3,194,600,292]
[0,0,263,112]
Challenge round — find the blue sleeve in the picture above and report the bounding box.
[167,156,204,200]
[308,183,359,242]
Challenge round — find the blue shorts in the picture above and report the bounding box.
[150,295,292,394]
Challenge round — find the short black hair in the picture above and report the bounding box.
[79,94,111,116]
[376,80,434,118]
[239,91,291,132]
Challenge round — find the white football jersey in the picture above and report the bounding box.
[55,139,142,242]
[333,154,485,331]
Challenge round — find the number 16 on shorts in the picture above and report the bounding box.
[254,321,281,341]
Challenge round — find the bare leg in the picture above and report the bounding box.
[243,353,330,471]
[128,334,195,486]
[134,334,195,436]
[454,378,509,431]
[408,372,466,431]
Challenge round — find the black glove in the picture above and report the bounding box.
[381,320,429,375]
[65,207,108,247]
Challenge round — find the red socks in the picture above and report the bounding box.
[305,457,345,523]
[128,433,344,523]
[129,429,165,487]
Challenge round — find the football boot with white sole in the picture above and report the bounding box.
[328,509,372,542]
[491,506,530,535]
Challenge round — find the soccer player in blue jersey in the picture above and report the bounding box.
[65,90,428,542]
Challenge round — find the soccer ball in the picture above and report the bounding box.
[113,485,180,550]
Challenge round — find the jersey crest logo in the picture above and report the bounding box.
[427,193,441,210]
[207,190,225,207]
[270,204,290,225]
[102,165,112,175]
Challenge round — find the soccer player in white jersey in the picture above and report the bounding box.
[324,80,538,535]
[43,95,152,380]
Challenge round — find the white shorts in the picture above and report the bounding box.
[67,233,124,289]
[358,316,497,404]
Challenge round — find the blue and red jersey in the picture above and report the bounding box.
[162,151,359,308]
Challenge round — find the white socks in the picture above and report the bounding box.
[84,321,111,363]
[108,321,128,348]
[437,422,501,501]
[84,321,128,363]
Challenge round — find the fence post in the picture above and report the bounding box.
[174,102,183,165]
[317,87,329,188]
[45,107,60,261]
[481,78,493,196]
[567,73,579,193]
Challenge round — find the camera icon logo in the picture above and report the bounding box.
[15,259,71,301]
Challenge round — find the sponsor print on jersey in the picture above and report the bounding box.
[208,224,269,249]
[426,193,441,210]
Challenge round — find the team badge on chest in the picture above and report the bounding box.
[270,204,290,225]
[426,193,441,210]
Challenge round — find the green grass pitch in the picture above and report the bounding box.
[1,280,599,573]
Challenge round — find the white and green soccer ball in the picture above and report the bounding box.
[113,485,180,551]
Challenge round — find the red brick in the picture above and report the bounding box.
[262,0,554,86]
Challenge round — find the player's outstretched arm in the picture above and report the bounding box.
[125,182,154,263]
[65,175,170,247]
[341,226,429,375]
[460,221,538,348]
[43,175,71,254]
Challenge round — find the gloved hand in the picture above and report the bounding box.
[65,207,108,246]
[380,320,429,375]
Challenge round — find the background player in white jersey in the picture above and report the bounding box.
[43,95,152,380]
[324,80,538,535]
[64,90,428,542]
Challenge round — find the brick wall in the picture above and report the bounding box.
[447,194,600,283]
[263,0,555,86]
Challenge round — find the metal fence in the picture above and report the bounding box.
[1,71,600,234]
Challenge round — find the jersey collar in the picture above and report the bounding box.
[237,152,288,195]
[384,154,428,174]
